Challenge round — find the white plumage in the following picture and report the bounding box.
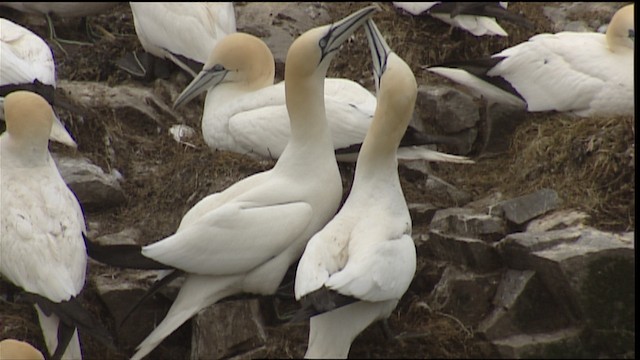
[129,2,236,77]
[124,6,379,360]
[393,2,520,37]
[428,4,635,117]
[0,17,77,147]
[294,20,417,359]
[173,32,473,164]
[0,91,86,360]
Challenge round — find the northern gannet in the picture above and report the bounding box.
[393,2,533,37]
[428,4,634,117]
[0,2,119,52]
[84,6,379,360]
[0,339,45,360]
[173,32,473,164]
[0,18,77,147]
[293,19,417,359]
[0,91,113,360]
[120,2,236,78]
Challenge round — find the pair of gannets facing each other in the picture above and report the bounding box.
[0,339,44,360]
[173,27,473,164]
[122,2,236,78]
[428,4,634,117]
[393,2,533,37]
[85,6,379,360]
[293,19,417,359]
[0,91,113,360]
[0,18,77,147]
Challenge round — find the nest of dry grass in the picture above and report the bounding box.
[510,114,635,231]
[455,114,635,232]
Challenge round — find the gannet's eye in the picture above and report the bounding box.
[319,33,330,49]
[211,64,225,72]
[629,29,635,41]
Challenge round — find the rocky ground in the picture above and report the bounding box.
[0,2,634,359]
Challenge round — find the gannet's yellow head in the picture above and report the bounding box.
[173,32,275,108]
[607,4,634,52]
[4,90,54,143]
[0,339,45,360]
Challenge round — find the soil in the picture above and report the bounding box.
[0,2,634,359]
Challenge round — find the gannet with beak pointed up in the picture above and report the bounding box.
[173,29,473,164]
[0,18,77,147]
[0,91,113,360]
[428,4,634,117]
[84,6,379,360]
[293,20,417,359]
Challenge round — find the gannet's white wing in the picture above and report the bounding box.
[0,164,86,303]
[227,78,375,158]
[130,2,236,66]
[0,18,55,86]
[325,233,417,302]
[142,200,313,275]
[492,32,633,115]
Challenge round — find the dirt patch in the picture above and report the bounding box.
[0,2,634,359]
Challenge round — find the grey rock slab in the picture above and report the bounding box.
[465,192,505,215]
[427,229,503,272]
[430,207,507,242]
[92,270,176,349]
[413,84,480,134]
[191,299,267,360]
[53,154,126,211]
[424,175,472,207]
[428,265,501,326]
[495,188,562,226]
[525,209,590,233]
[496,227,584,270]
[408,202,439,226]
[480,102,526,156]
[478,270,572,341]
[528,228,635,322]
[492,327,586,359]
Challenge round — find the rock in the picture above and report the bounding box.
[430,207,507,242]
[412,84,480,134]
[424,175,472,207]
[465,192,505,215]
[93,227,141,246]
[497,227,635,356]
[494,188,562,226]
[191,299,267,360]
[480,102,525,156]
[235,2,331,82]
[427,229,503,272]
[410,257,448,295]
[477,270,572,340]
[428,266,501,326]
[58,80,181,125]
[408,202,438,226]
[496,227,584,270]
[492,327,586,359]
[53,154,126,211]
[528,229,634,335]
[525,209,590,233]
[92,270,177,349]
